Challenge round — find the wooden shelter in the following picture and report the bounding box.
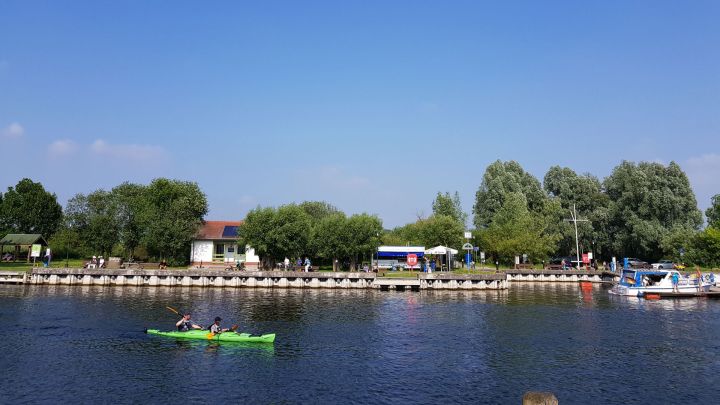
[0,234,47,262]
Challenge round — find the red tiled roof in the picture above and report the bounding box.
[195,221,243,240]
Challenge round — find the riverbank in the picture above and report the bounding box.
[17,267,619,289]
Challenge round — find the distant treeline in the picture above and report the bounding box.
[0,178,207,266]
[2,159,719,267]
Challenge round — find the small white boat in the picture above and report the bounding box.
[609,268,714,297]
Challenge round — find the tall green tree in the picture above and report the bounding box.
[141,179,208,265]
[112,182,146,258]
[432,191,467,225]
[473,160,547,229]
[64,191,120,256]
[0,178,63,237]
[345,213,383,269]
[603,161,702,260]
[706,194,720,228]
[478,192,557,263]
[543,166,610,257]
[238,204,312,268]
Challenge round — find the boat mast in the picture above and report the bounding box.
[565,204,589,267]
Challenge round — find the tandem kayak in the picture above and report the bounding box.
[146,329,275,343]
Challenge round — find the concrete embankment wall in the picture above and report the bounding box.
[27,268,509,290]
[20,269,616,289]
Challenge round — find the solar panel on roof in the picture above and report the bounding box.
[222,226,239,238]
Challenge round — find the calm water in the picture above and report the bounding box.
[1,283,719,404]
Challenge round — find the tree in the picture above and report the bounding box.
[238,204,312,268]
[64,191,120,256]
[603,161,702,261]
[706,194,720,228]
[141,179,208,265]
[345,213,383,269]
[479,192,557,264]
[299,201,339,221]
[543,166,610,258]
[112,182,146,258]
[686,226,720,267]
[473,160,547,229]
[432,192,467,225]
[0,178,63,237]
[313,212,351,271]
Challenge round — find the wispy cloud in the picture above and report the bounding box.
[47,139,78,157]
[1,122,24,139]
[90,139,167,161]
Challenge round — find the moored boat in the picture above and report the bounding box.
[609,269,714,297]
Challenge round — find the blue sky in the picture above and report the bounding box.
[1,1,719,227]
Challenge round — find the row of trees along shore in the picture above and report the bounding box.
[1,159,719,268]
[0,178,207,266]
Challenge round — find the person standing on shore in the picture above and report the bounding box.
[284,257,290,271]
[304,257,311,272]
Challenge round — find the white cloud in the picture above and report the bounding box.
[47,139,78,157]
[684,153,720,208]
[90,139,166,161]
[1,122,24,139]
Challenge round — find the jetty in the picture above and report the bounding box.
[0,268,619,290]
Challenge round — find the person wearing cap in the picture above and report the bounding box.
[176,313,203,332]
[209,317,229,334]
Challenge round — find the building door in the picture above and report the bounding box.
[214,243,225,262]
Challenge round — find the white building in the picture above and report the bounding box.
[190,221,259,269]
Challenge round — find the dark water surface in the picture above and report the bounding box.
[1,283,719,404]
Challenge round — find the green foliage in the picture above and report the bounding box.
[603,161,702,261]
[478,192,558,263]
[238,204,312,267]
[473,160,547,229]
[0,178,63,238]
[543,166,610,257]
[706,194,720,228]
[240,203,382,270]
[432,192,467,225]
[47,226,83,259]
[686,227,720,268]
[141,179,208,265]
[64,191,120,256]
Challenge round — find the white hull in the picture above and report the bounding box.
[610,283,711,297]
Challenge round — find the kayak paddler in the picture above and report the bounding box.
[209,316,229,334]
[176,313,203,332]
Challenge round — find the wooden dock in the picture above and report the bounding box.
[643,288,720,299]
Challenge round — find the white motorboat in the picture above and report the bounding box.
[609,268,714,297]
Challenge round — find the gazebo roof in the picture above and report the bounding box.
[0,234,47,246]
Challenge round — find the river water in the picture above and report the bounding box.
[1,283,719,404]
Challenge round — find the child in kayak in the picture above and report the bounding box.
[209,317,230,334]
[176,313,203,332]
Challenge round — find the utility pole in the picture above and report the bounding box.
[564,204,589,268]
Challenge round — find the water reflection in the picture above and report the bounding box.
[2,283,720,404]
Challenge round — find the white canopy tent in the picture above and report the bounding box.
[424,246,459,271]
[424,246,458,255]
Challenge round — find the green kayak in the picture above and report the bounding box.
[146,329,275,343]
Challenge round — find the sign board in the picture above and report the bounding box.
[406,254,418,266]
[582,253,590,264]
[31,244,42,258]
[473,246,479,252]
[464,232,472,239]
[480,252,485,260]
[462,243,473,250]
[588,252,593,260]
[515,256,520,265]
